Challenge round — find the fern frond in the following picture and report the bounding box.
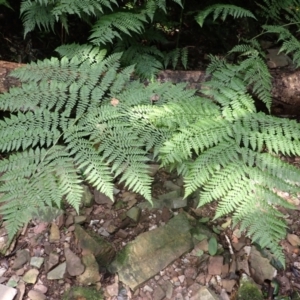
[195,4,256,27]
[51,0,117,17]
[90,12,147,45]
[263,25,300,67]
[21,0,56,36]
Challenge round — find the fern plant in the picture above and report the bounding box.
[1,41,300,265]
[20,0,188,78]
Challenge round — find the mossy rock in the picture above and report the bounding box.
[62,286,103,300]
[238,281,263,300]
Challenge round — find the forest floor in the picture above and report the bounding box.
[1,163,300,300]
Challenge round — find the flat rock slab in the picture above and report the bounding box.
[74,224,115,267]
[0,284,17,300]
[109,213,194,290]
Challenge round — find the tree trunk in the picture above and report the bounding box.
[1,60,300,116]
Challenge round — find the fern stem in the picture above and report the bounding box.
[176,0,185,49]
[251,21,300,40]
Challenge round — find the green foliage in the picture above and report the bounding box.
[20,0,188,78]
[4,0,300,267]
[0,0,12,9]
[195,4,256,27]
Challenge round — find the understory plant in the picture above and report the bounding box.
[2,0,300,266]
[0,41,300,265]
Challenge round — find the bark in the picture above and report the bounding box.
[1,60,300,116]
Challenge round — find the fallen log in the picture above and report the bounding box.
[1,60,300,116]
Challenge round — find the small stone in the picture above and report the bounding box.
[287,233,300,247]
[153,285,166,300]
[28,289,46,300]
[165,281,174,299]
[143,285,154,293]
[33,284,48,294]
[45,252,59,272]
[98,227,110,237]
[15,268,25,276]
[77,253,101,285]
[148,164,160,176]
[126,207,141,222]
[184,267,198,279]
[47,262,66,280]
[94,189,113,206]
[6,275,19,288]
[65,215,74,227]
[49,223,60,242]
[65,247,85,276]
[0,283,17,300]
[81,185,93,207]
[164,180,181,191]
[12,250,30,270]
[222,279,236,293]
[74,215,87,224]
[30,257,44,269]
[115,229,128,239]
[178,275,185,283]
[23,269,39,284]
[15,282,25,300]
[208,256,223,275]
[106,282,118,297]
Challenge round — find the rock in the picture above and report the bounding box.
[220,289,231,300]
[148,164,160,176]
[28,289,46,300]
[65,247,85,276]
[77,253,101,285]
[222,279,236,293]
[23,269,39,284]
[267,48,291,68]
[249,246,277,284]
[30,257,44,269]
[109,213,194,290]
[115,229,129,239]
[208,256,223,275]
[33,283,48,294]
[184,267,198,279]
[94,189,113,206]
[106,282,119,297]
[153,285,166,300]
[74,215,87,224]
[188,283,202,297]
[12,249,30,270]
[6,275,19,287]
[75,224,115,268]
[163,180,182,191]
[15,281,26,300]
[191,239,209,254]
[81,185,93,207]
[45,252,59,272]
[190,286,219,300]
[65,215,74,227]
[49,223,60,242]
[0,228,10,255]
[287,233,300,247]
[0,284,17,300]
[97,227,110,237]
[161,207,171,222]
[163,280,174,299]
[126,207,141,222]
[47,262,66,280]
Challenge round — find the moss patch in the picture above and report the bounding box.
[62,286,103,300]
